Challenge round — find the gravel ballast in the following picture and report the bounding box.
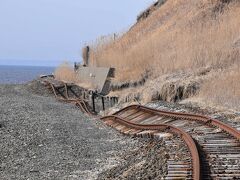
[0,81,169,179]
[0,83,145,179]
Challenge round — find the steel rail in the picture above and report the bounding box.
[45,80,200,179]
[64,83,69,99]
[42,79,240,179]
[101,115,200,180]
[75,100,95,116]
[49,83,60,99]
[114,105,240,140]
[75,101,88,114]
[46,81,95,116]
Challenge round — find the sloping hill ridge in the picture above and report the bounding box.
[88,0,240,110]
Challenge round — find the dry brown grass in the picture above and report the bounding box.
[54,62,76,83]
[86,0,240,109]
[198,65,240,110]
[51,0,240,110]
[89,0,240,85]
[54,62,94,89]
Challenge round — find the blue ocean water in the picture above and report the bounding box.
[0,65,55,84]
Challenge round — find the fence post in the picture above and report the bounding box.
[92,92,95,112]
[83,90,86,100]
[102,97,105,111]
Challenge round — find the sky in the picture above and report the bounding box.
[0,0,153,67]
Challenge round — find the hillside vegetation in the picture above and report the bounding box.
[87,0,240,110]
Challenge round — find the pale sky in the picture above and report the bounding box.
[0,0,153,66]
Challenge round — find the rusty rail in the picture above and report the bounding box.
[44,79,200,180]
[101,115,201,180]
[45,81,96,116]
[109,104,240,179]
[114,105,240,140]
[42,78,240,179]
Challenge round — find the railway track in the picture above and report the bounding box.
[44,79,96,116]
[102,105,240,179]
[43,79,240,180]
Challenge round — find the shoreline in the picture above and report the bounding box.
[0,65,54,85]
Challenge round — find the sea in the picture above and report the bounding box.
[0,65,55,84]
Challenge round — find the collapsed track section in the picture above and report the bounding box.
[43,79,200,179]
[107,105,240,179]
[43,78,240,179]
[101,115,200,179]
[43,79,96,116]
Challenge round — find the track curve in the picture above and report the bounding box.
[109,105,240,179]
[101,115,200,180]
[42,79,240,179]
[114,105,240,140]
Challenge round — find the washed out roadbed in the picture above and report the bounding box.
[0,80,168,180]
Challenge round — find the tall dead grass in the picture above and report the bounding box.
[89,0,240,84]
[54,62,76,83]
[198,65,240,110]
[86,0,240,109]
[54,62,94,89]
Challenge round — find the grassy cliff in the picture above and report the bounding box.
[89,0,240,110]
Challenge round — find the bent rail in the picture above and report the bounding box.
[101,115,201,180]
[42,79,240,179]
[49,81,96,116]
[114,105,240,140]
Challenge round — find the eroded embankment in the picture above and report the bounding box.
[109,67,213,104]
